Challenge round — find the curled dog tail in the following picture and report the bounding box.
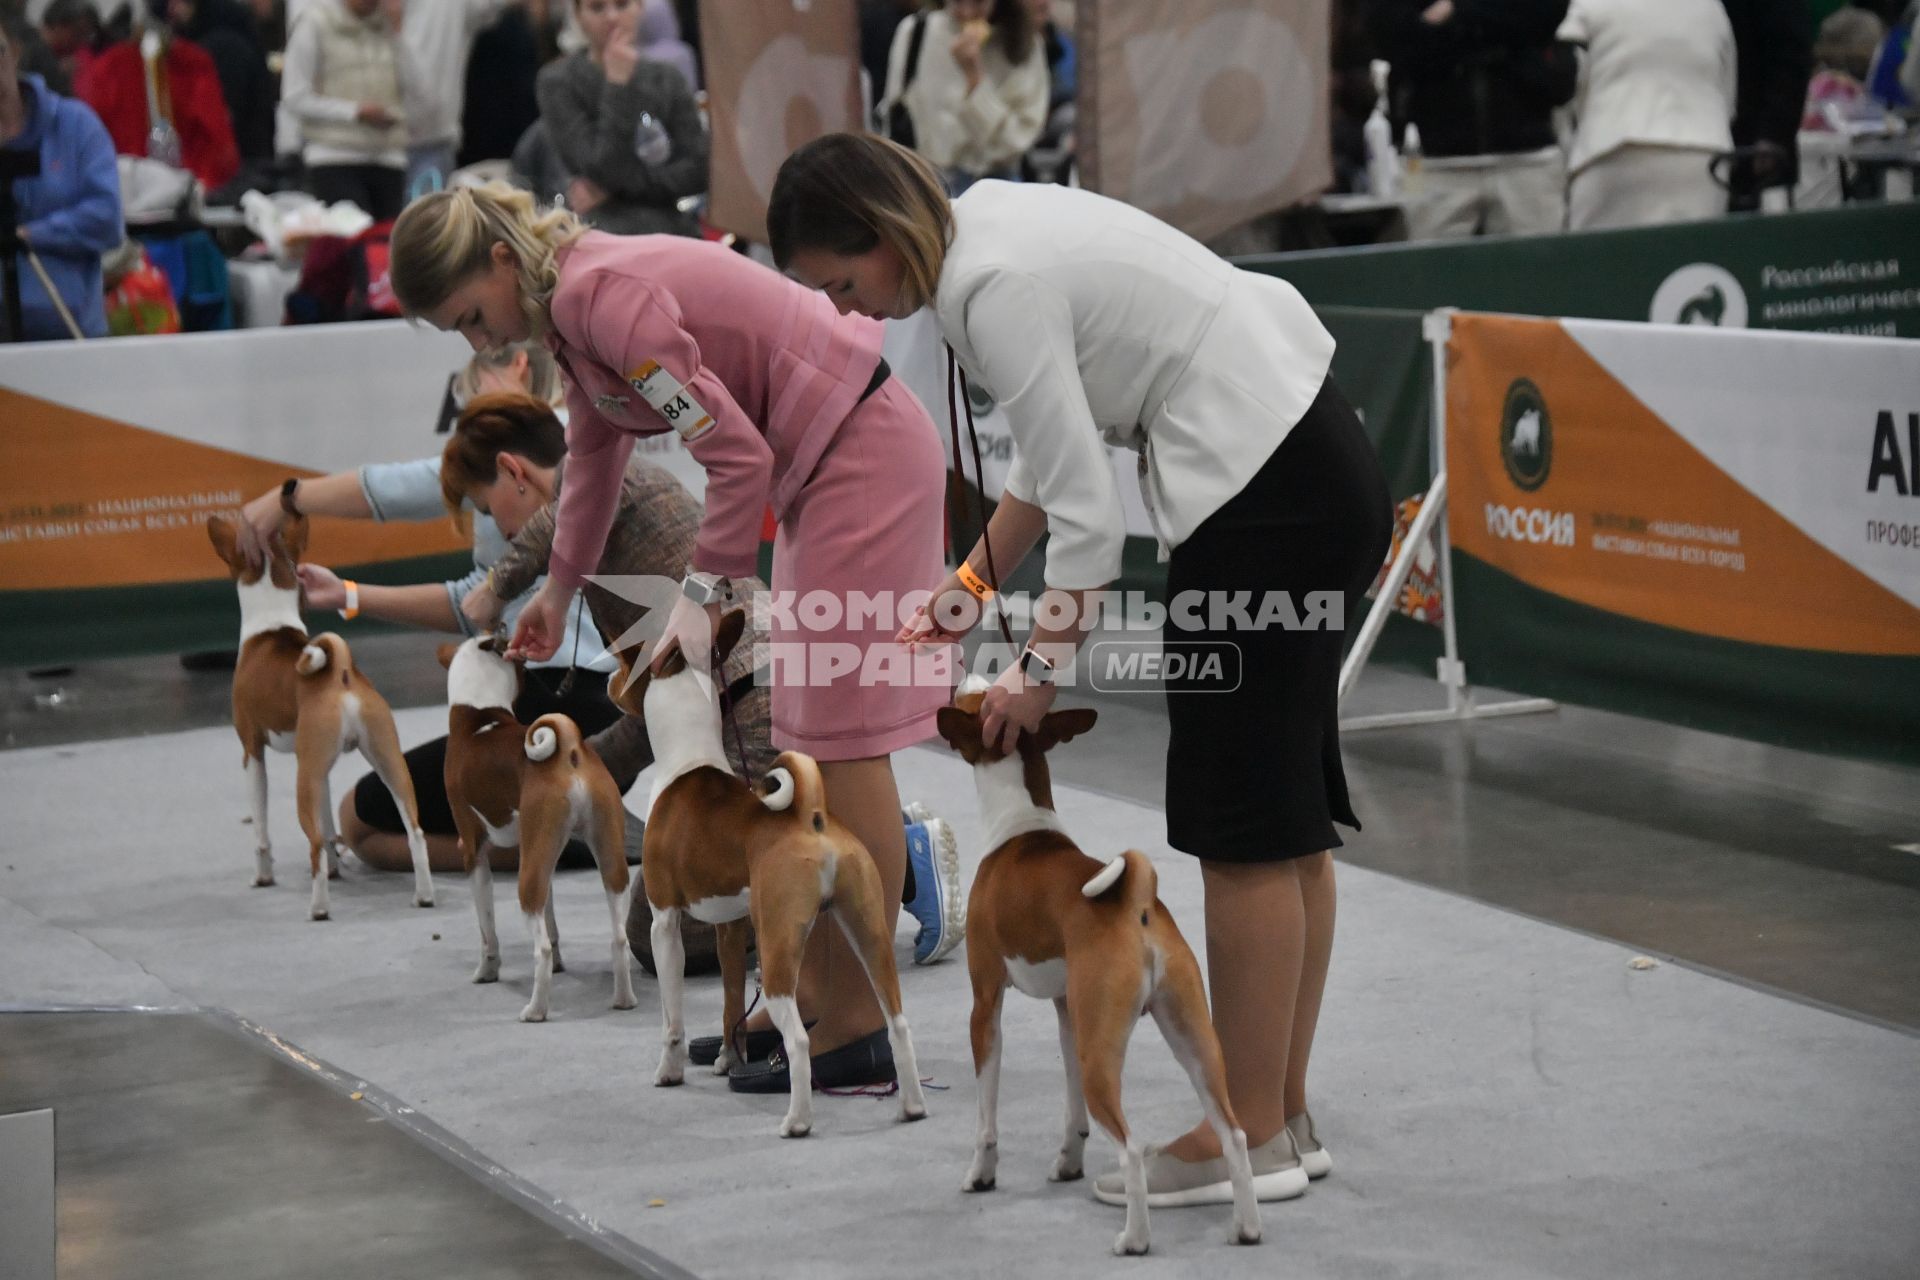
[297,633,351,680]
[761,750,829,834]
[524,713,583,766]
[1083,850,1158,919]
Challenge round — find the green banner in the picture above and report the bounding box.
[1240,203,1920,340]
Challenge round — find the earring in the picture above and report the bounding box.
[517,485,526,494]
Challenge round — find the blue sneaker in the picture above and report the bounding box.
[903,813,963,965]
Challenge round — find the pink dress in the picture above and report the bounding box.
[543,231,951,759]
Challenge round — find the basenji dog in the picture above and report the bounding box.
[207,515,433,920]
[439,635,636,1022]
[609,612,927,1139]
[935,681,1261,1256]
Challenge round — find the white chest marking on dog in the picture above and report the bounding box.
[644,665,732,812]
[1007,956,1069,1000]
[265,730,296,753]
[687,889,750,924]
[448,639,517,711]
[973,755,1066,852]
[236,577,305,647]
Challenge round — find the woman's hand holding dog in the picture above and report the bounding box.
[295,563,346,611]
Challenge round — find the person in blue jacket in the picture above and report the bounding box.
[1,12,120,341]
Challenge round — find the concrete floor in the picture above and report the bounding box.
[0,1011,683,1280]
[3,647,1919,1278]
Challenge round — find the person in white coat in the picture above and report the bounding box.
[877,0,1048,192]
[1558,0,1738,230]
[770,134,1394,1208]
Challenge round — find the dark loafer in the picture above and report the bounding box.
[726,1028,896,1094]
[690,1026,781,1067]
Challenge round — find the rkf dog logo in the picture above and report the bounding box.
[1500,378,1553,492]
[1649,263,1750,328]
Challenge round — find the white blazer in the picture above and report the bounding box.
[1558,0,1737,175]
[934,182,1335,590]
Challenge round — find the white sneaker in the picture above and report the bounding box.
[1092,1128,1307,1208]
[1288,1111,1332,1180]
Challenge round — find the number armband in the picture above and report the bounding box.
[627,360,717,443]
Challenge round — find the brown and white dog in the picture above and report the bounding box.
[207,514,433,919]
[936,680,1261,1256]
[440,634,636,1022]
[610,612,927,1138]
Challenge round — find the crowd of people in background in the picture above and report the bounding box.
[4,0,1919,341]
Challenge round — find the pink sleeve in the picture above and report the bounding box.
[548,400,635,595]
[569,270,774,581]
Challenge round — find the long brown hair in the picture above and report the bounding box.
[967,0,1036,64]
[768,133,954,312]
[440,392,568,532]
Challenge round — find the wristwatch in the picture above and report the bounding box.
[681,571,728,606]
[1019,646,1056,686]
[279,477,303,516]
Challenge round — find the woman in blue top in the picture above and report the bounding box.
[0,13,120,341]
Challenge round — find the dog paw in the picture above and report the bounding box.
[1112,1231,1150,1257]
[252,875,274,888]
[654,1061,684,1087]
[310,909,329,922]
[779,1118,812,1139]
[612,992,637,1010]
[713,1049,738,1075]
[1049,1158,1084,1183]
[550,955,566,974]
[414,895,435,909]
[471,962,500,984]
[518,1005,547,1023]
[963,1174,996,1193]
[901,1101,927,1123]
[1233,1223,1263,1246]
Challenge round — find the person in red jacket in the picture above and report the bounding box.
[76,13,238,190]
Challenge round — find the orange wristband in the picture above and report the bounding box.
[340,580,361,621]
[956,561,994,601]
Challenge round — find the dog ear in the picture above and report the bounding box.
[435,641,461,669]
[206,515,238,566]
[282,513,310,561]
[1037,707,1098,749]
[935,705,984,763]
[657,644,689,679]
[264,526,300,590]
[714,608,747,665]
[608,645,650,714]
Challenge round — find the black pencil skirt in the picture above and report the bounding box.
[1162,375,1394,863]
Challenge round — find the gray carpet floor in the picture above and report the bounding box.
[3,706,1917,1279]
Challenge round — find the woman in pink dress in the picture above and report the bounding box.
[389,183,953,1092]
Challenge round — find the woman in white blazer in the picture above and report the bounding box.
[770,134,1393,1208]
[1558,0,1738,230]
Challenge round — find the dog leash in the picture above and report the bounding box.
[946,346,1017,653]
[716,641,755,786]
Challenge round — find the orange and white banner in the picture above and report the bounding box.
[1077,0,1330,243]
[1445,313,1920,657]
[0,324,475,592]
[699,0,863,244]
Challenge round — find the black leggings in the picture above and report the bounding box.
[352,667,621,843]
